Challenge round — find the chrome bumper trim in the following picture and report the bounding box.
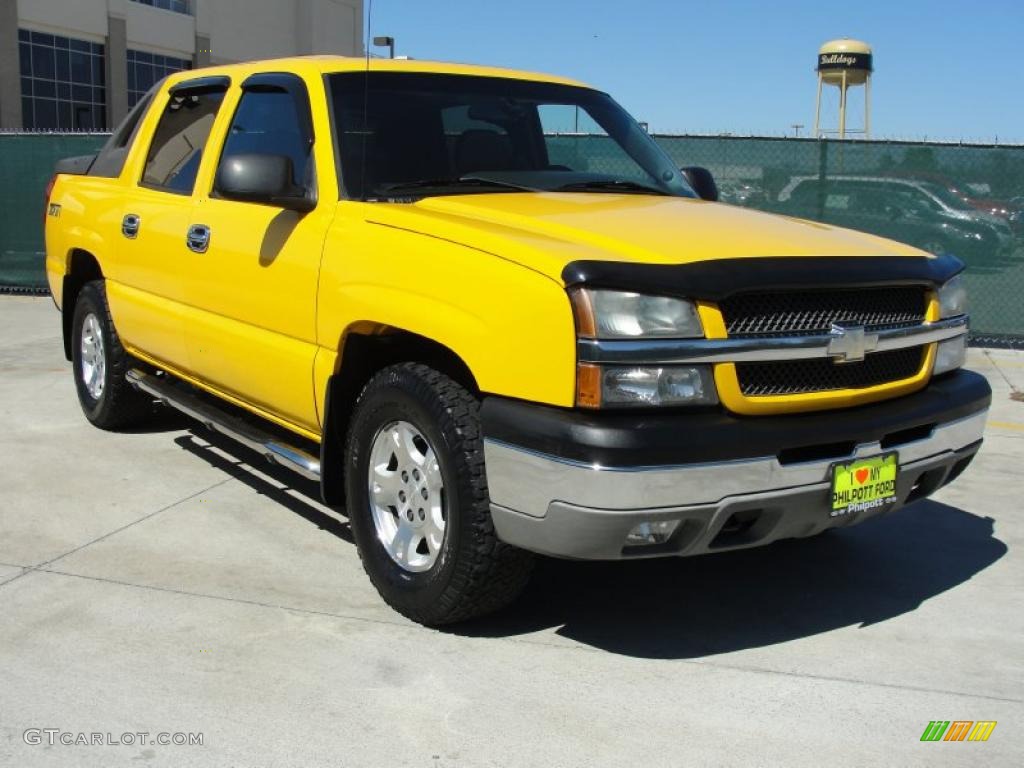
[489,445,979,560]
[483,408,986,519]
[577,315,968,365]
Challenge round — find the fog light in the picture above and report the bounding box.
[934,335,967,375]
[625,519,680,546]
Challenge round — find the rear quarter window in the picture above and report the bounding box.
[89,90,156,178]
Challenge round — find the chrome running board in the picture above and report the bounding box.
[126,369,321,481]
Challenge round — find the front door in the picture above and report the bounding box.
[179,74,334,435]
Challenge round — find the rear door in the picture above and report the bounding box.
[177,72,334,435]
[110,77,228,372]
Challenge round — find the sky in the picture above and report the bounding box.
[369,0,1024,143]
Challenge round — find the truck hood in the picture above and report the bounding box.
[367,193,926,283]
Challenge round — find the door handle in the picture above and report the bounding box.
[186,224,211,253]
[121,213,140,238]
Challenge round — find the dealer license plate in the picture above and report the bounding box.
[830,453,898,517]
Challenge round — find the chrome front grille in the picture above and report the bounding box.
[736,346,926,396]
[719,286,929,338]
[720,286,930,397]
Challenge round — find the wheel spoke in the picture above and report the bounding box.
[390,524,417,564]
[424,517,444,554]
[371,462,402,503]
[424,450,443,489]
[399,423,425,467]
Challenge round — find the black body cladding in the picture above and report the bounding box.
[481,369,990,468]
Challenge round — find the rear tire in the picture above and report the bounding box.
[71,281,151,430]
[345,363,533,625]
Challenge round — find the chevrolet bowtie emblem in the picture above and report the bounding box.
[828,323,878,364]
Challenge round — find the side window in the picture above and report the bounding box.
[854,184,900,214]
[537,103,606,136]
[218,88,312,187]
[788,180,818,206]
[142,88,225,193]
[538,103,609,172]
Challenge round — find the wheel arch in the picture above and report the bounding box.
[61,249,103,361]
[319,325,480,507]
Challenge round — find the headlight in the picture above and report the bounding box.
[570,289,715,408]
[937,275,968,318]
[934,275,969,375]
[577,364,718,409]
[571,289,703,339]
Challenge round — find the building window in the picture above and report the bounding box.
[127,50,191,107]
[129,0,191,15]
[18,29,106,131]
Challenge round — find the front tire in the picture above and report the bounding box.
[71,281,151,430]
[345,363,533,625]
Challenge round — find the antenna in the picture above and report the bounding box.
[359,0,374,200]
[365,0,373,69]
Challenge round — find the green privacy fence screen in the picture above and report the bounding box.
[556,135,1024,342]
[0,133,107,290]
[3,132,1023,340]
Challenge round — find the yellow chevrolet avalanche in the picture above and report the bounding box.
[45,57,990,625]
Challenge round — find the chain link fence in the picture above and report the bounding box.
[658,135,1024,344]
[0,133,107,293]
[3,132,1023,341]
[550,134,1024,344]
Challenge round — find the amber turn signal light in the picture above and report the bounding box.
[576,363,602,408]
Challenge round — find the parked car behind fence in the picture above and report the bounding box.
[769,175,1016,264]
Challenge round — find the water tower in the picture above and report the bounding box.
[813,39,873,138]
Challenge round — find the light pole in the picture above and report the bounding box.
[792,123,804,138]
[372,36,395,59]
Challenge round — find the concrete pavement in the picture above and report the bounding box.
[0,296,1021,767]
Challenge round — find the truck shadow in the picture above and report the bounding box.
[456,501,1007,659]
[172,431,353,545]
[167,427,1006,660]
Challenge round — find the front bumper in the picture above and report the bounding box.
[481,369,991,560]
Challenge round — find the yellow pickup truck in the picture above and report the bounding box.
[45,56,990,625]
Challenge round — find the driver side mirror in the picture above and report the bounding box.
[216,153,315,212]
[681,166,719,202]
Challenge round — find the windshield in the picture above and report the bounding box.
[919,182,973,212]
[326,72,695,200]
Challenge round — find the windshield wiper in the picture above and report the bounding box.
[554,179,669,196]
[377,177,533,197]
